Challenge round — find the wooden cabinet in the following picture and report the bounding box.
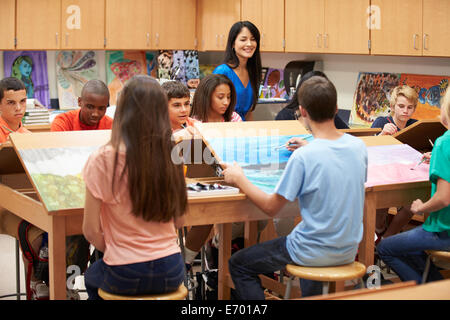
[423,0,450,57]
[16,0,62,50]
[241,0,284,52]
[106,0,196,50]
[371,0,423,56]
[151,0,197,50]
[197,0,240,51]
[105,0,149,49]
[0,0,15,50]
[61,0,105,49]
[372,0,449,57]
[285,0,369,54]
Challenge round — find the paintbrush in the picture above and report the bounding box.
[410,157,426,170]
[273,135,313,150]
[428,138,434,147]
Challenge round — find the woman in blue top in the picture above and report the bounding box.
[213,21,262,121]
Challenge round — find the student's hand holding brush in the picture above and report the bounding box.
[285,137,309,151]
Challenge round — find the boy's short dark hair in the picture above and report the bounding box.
[0,77,26,102]
[297,76,337,122]
[161,81,190,100]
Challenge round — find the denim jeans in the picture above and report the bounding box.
[228,236,323,299]
[84,253,185,300]
[377,226,450,284]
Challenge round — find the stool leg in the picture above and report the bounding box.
[284,276,294,299]
[422,255,431,284]
[322,282,329,295]
[16,239,21,301]
[359,277,365,289]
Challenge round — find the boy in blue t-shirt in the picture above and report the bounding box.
[222,76,368,299]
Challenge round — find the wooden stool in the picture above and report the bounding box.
[284,261,366,298]
[98,284,188,300]
[422,250,450,283]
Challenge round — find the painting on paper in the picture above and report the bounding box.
[18,146,99,212]
[3,51,50,107]
[350,72,400,127]
[260,68,289,100]
[350,72,449,128]
[207,134,313,193]
[56,51,100,110]
[399,73,449,120]
[106,51,147,105]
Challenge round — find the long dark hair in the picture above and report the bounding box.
[285,71,328,110]
[223,21,261,112]
[190,74,237,122]
[110,75,187,222]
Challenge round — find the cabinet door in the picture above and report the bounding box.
[285,0,324,53]
[324,0,370,54]
[371,0,423,56]
[16,0,62,49]
[423,0,450,57]
[61,0,105,49]
[151,0,196,50]
[0,0,15,50]
[198,0,240,51]
[242,0,284,52]
[105,0,149,49]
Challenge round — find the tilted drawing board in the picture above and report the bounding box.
[193,120,311,193]
[9,130,110,213]
[393,119,447,152]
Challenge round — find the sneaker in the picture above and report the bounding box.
[66,289,80,300]
[30,281,49,300]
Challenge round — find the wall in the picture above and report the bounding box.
[1,50,449,111]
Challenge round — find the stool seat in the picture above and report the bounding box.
[425,250,450,260]
[98,284,188,300]
[286,261,367,282]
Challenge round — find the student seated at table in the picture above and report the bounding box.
[0,77,48,299]
[275,71,349,130]
[82,75,186,299]
[161,80,199,132]
[51,79,112,131]
[183,74,267,269]
[222,76,368,299]
[377,87,450,284]
[371,85,420,242]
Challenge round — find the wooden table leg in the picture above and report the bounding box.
[359,191,376,267]
[48,215,67,300]
[244,221,258,248]
[218,223,232,300]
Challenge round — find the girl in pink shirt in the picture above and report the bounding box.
[190,74,242,123]
[82,75,187,299]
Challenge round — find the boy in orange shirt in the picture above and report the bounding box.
[51,80,112,131]
[0,77,48,299]
[0,77,30,142]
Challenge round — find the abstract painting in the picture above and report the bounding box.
[56,51,99,110]
[350,72,449,128]
[3,51,50,107]
[106,51,147,105]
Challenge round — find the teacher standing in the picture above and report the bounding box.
[213,21,262,121]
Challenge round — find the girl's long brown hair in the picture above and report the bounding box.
[190,74,237,122]
[110,75,187,222]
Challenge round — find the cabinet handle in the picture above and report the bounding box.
[324,34,328,48]
[423,34,429,50]
[55,32,59,46]
[316,34,322,48]
[155,33,159,46]
[65,33,69,47]
[261,33,265,47]
[413,34,419,50]
[220,34,224,47]
[216,34,219,47]
[146,33,150,46]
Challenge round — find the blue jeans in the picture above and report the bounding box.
[84,253,185,300]
[377,226,450,284]
[229,236,323,299]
